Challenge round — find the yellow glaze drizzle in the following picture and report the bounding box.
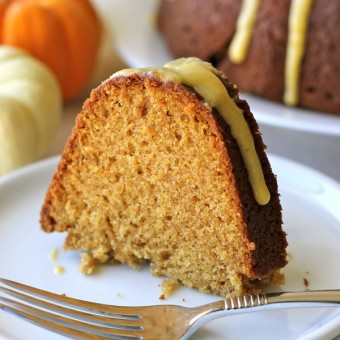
[49,247,58,262]
[228,0,261,64]
[49,247,65,275]
[228,0,313,107]
[112,58,270,205]
[54,266,65,275]
[284,0,314,105]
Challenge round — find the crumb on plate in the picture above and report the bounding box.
[160,279,180,299]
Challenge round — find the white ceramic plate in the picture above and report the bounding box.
[100,0,340,136]
[0,155,340,339]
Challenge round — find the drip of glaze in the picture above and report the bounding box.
[284,0,314,106]
[228,0,261,64]
[228,0,314,106]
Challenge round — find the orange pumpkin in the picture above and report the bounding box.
[0,0,101,100]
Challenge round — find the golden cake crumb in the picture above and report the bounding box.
[161,279,180,299]
[79,253,96,275]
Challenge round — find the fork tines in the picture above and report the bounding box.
[0,278,143,340]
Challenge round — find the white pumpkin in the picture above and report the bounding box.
[0,46,62,176]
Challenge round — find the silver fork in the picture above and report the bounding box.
[0,278,339,340]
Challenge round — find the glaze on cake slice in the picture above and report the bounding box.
[40,58,287,297]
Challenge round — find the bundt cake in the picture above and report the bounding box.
[158,0,340,115]
[40,57,287,297]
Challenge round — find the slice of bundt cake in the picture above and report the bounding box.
[40,58,287,297]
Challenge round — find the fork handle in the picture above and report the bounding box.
[267,290,340,305]
[185,291,340,340]
[223,289,340,312]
